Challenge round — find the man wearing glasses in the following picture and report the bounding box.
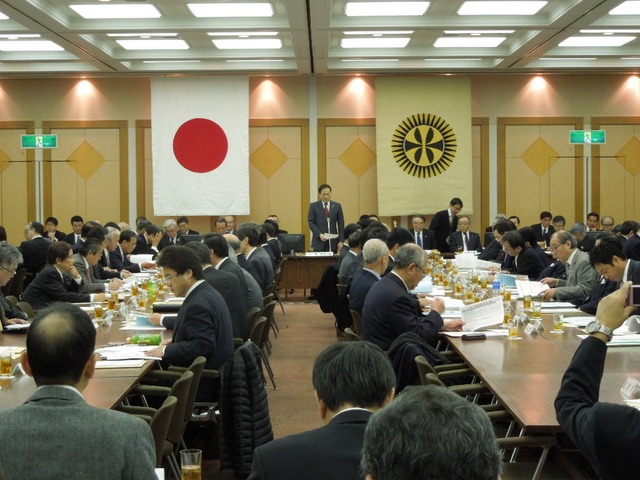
[361,243,462,351]
[601,215,615,233]
[541,231,598,302]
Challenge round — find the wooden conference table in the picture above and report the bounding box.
[279,254,337,291]
[0,316,167,411]
[445,314,640,433]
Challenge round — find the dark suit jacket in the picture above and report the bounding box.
[308,200,345,252]
[577,276,619,314]
[203,266,249,340]
[157,234,185,251]
[72,253,108,294]
[410,229,436,250]
[530,223,555,245]
[349,269,379,314]
[21,264,90,310]
[448,231,482,253]
[248,409,372,480]
[362,272,443,351]
[429,209,457,252]
[132,234,156,256]
[338,244,350,266]
[511,246,546,280]
[18,236,50,278]
[623,234,640,262]
[109,245,141,273]
[578,234,596,253]
[555,337,640,480]
[0,385,157,480]
[63,232,81,245]
[246,248,275,293]
[46,230,66,242]
[537,261,566,282]
[163,281,234,401]
[0,291,28,324]
[478,238,502,261]
[217,257,248,298]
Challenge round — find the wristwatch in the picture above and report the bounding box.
[586,320,614,342]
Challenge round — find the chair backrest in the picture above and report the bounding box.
[262,293,274,307]
[5,295,18,308]
[350,309,362,335]
[17,301,36,319]
[149,396,177,467]
[182,357,207,426]
[247,306,262,332]
[260,301,277,345]
[343,327,361,342]
[263,283,276,297]
[250,317,267,346]
[166,370,194,445]
[9,268,27,297]
[424,372,446,388]
[414,355,436,386]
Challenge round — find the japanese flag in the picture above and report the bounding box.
[151,76,249,216]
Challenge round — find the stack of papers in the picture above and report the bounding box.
[95,345,161,361]
[515,280,549,297]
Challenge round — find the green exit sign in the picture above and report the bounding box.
[570,130,606,144]
[21,134,58,149]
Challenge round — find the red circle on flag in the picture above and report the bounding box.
[172,118,228,173]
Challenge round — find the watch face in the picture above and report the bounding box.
[586,321,599,334]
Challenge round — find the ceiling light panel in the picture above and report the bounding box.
[0,12,8,20]
[434,37,506,47]
[208,32,279,37]
[345,2,429,16]
[559,36,635,47]
[188,3,274,17]
[458,1,546,15]
[212,39,282,49]
[609,1,640,15]
[0,40,64,51]
[70,4,161,19]
[341,38,411,48]
[116,39,189,50]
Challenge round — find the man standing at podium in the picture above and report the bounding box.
[308,184,344,253]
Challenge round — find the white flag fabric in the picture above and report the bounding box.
[151,76,249,216]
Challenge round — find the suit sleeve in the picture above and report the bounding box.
[449,233,460,252]
[164,303,218,367]
[73,260,106,293]
[126,418,158,480]
[425,230,436,250]
[337,203,345,242]
[248,447,266,480]
[307,203,322,239]
[38,270,90,304]
[391,294,443,343]
[556,261,598,301]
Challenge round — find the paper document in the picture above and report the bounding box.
[441,330,505,338]
[461,296,504,332]
[561,317,593,328]
[324,233,339,239]
[130,254,154,264]
[96,345,161,361]
[96,360,147,369]
[541,302,575,309]
[474,259,501,271]
[454,253,476,269]
[516,280,549,297]
[3,323,29,332]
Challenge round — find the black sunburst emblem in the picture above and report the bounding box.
[391,113,457,178]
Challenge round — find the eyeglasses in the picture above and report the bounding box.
[414,264,428,277]
[0,266,16,275]
[164,272,180,282]
[602,223,614,227]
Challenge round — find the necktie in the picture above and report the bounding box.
[464,232,470,250]
[417,232,422,248]
[323,202,330,218]
[86,266,94,283]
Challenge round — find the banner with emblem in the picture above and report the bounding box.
[151,76,249,216]
[375,76,472,216]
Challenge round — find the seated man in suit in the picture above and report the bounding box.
[362,385,502,480]
[338,223,362,266]
[479,219,515,262]
[586,211,600,232]
[553,215,566,232]
[530,210,554,247]
[217,233,264,313]
[185,241,249,340]
[22,241,106,310]
[215,217,228,233]
[236,223,275,293]
[0,303,157,480]
[429,197,463,252]
[133,222,162,256]
[177,216,199,235]
[0,243,29,326]
[44,216,66,242]
[73,238,123,293]
[541,231,598,302]
[249,341,396,480]
[338,230,363,285]
[266,214,287,235]
[410,214,435,250]
[621,220,640,261]
[18,221,50,282]
[63,215,84,245]
[449,215,482,253]
[158,219,183,250]
[570,223,596,253]
[362,244,462,351]
[601,215,615,233]
[518,226,551,268]
[385,227,414,275]
[555,282,640,480]
[499,231,546,280]
[109,230,156,273]
[349,239,389,314]
[148,246,234,401]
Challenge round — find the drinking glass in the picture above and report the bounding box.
[180,449,202,480]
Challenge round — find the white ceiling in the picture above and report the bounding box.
[0,0,638,76]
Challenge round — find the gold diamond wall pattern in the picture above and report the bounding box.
[520,137,559,177]
[251,139,288,179]
[616,136,640,177]
[0,148,12,174]
[66,141,106,180]
[339,139,376,178]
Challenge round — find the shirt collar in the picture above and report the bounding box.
[363,267,381,279]
[390,271,409,292]
[623,260,631,282]
[185,279,205,298]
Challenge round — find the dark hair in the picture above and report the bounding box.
[86,226,108,242]
[450,198,463,208]
[508,215,520,224]
[262,221,276,238]
[357,217,373,229]
[45,216,58,226]
[104,221,121,231]
[156,246,203,279]
[184,241,212,265]
[343,223,362,242]
[136,220,152,232]
[539,211,552,220]
[362,385,502,480]
[348,230,363,249]
[552,215,565,225]
[202,233,229,259]
[145,224,160,236]
[317,183,331,194]
[493,220,516,235]
[587,211,600,221]
[0,225,6,242]
[216,218,227,226]
[412,214,426,222]
[47,241,72,264]
[236,223,260,247]
[501,230,526,250]
[620,220,639,236]
[80,221,102,238]
[177,216,189,225]
[312,341,395,411]
[79,238,103,257]
[119,229,137,244]
[27,303,96,385]
[589,235,626,267]
[517,227,537,247]
[28,221,45,236]
[386,227,414,250]
[70,215,84,225]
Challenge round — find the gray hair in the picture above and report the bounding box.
[362,385,502,480]
[0,242,23,268]
[554,230,578,248]
[362,239,389,264]
[163,219,177,229]
[570,223,586,235]
[105,226,120,242]
[394,243,425,269]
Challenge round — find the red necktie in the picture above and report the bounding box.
[323,203,330,218]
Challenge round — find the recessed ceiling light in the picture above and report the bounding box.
[0,34,40,39]
[142,60,201,64]
[212,39,282,49]
[208,32,278,37]
[226,59,284,62]
[0,40,64,51]
[424,58,483,61]
[434,37,506,47]
[581,29,640,34]
[116,39,189,50]
[341,38,411,48]
[559,36,635,47]
[188,3,274,17]
[341,58,400,62]
[70,4,161,19]
[343,31,414,35]
[622,57,640,60]
[345,2,429,16]
[610,1,640,15]
[458,1,546,15]
[444,30,514,34]
[539,57,597,61]
[107,33,178,38]
[0,12,8,20]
